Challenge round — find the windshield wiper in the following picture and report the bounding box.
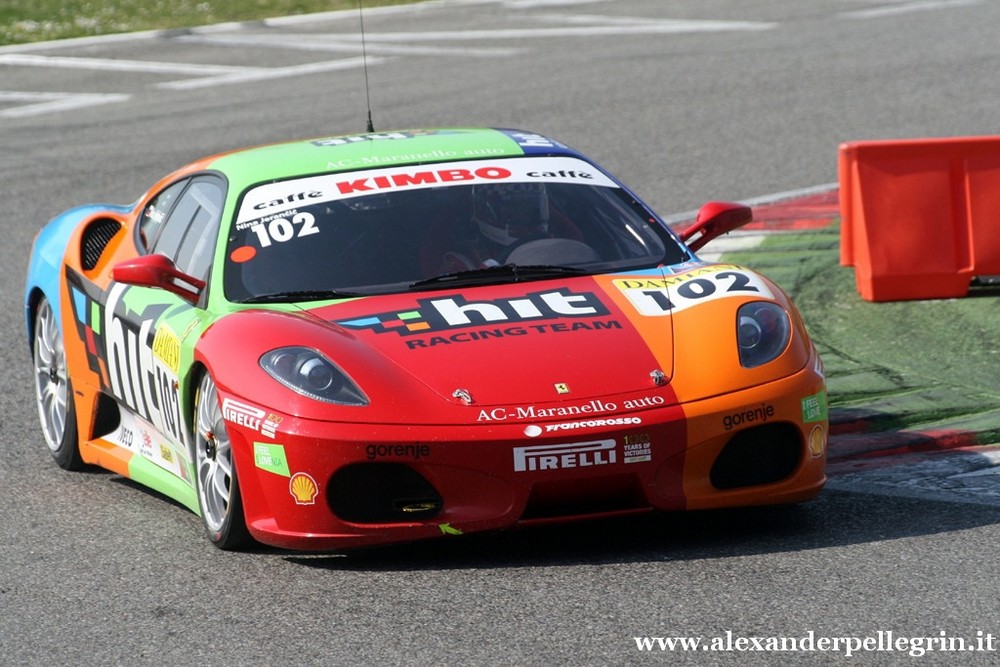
[409,263,587,290]
[239,289,367,304]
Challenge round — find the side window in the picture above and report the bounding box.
[138,180,188,252]
[150,176,226,281]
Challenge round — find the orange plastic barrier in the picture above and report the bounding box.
[839,136,1000,301]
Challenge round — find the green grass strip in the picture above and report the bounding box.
[1,0,417,45]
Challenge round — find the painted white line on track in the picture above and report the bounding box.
[538,13,720,26]
[0,91,130,118]
[173,32,521,57]
[740,182,839,207]
[664,183,839,259]
[662,183,840,227]
[0,12,770,112]
[157,56,383,90]
[0,53,254,76]
[696,232,769,263]
[0,29,160,55]
[260,2,441,28]
[349,20,776,43]
[842,0,980,19]
[504,0,605,7]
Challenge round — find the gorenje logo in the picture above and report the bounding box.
[512,440,617,472]
[337,288,609,336]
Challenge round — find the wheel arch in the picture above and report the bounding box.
[184,361,209,452]
[24,286,46,357]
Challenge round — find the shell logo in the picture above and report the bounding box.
[289,472,319,505]
[808,425,826,459]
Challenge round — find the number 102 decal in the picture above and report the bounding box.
[250,211,319,248]
[613,267,774,316]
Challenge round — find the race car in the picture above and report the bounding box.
[25,128,827,551]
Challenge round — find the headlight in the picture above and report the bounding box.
[736,302,790,368]
[260,347,368,405]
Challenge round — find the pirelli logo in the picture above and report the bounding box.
[512,439,617,472]
[222,398,282,438]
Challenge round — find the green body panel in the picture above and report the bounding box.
[207,129,531,188]
[128,454,201,514]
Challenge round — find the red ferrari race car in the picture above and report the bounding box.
[25,128,827,551]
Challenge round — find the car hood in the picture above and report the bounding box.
[305,276,675,407]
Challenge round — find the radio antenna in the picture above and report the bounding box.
[358,0,375,132]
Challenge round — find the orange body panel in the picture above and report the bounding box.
[58,209,141,472]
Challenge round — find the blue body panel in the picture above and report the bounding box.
[24,203,132,351]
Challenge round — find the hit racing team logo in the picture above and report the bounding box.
[336,288,611,340]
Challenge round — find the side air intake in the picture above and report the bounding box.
[81,219,122,270]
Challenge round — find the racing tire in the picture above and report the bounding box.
[32,297,84,471]
[193,372,253,550]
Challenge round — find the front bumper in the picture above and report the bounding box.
[227,363,827,551]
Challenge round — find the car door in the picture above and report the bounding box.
[101,174,226,462]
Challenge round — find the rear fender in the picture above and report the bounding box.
[25,204,133,352]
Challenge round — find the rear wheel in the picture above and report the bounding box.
[193,372,252,550]
[32,297,83,470]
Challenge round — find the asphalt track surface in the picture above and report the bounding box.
[3,1,1000,664]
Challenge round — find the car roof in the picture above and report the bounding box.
[205,128,581,191]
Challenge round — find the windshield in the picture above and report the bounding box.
[224,156,687,302]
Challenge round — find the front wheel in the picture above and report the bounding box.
[32,297,83,470]
[193,372,252,550]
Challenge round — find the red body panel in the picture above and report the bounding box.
[220,351,825,551]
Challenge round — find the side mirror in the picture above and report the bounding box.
[112,254,205,304]
[680,201,753,252]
